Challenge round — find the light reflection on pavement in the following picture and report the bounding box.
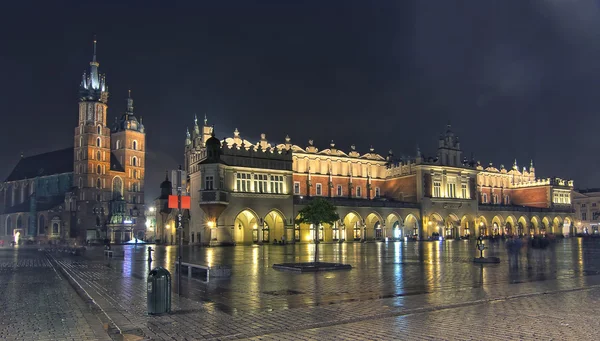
[99,238,600,314]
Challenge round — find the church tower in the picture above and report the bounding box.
[74,39,111,203]
[111,90,146,216]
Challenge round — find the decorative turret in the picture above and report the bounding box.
[529,159,535,174]
[185,128,191,146]
[159,171,172,199]
[113,90,143,133]
[193,114,200,135]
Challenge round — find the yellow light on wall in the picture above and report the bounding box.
[207,221,215,228]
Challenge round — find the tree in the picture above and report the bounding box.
[295,198,340,263]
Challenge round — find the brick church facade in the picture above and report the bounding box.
[0,41,146,245]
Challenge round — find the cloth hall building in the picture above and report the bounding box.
[175,118,574,246]
[0,41,146,245]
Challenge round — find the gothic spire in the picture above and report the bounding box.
[126,89,134,113]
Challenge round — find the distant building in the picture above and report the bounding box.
[183,118,575,246]
[0,41,146,244]
[572,189,600,235]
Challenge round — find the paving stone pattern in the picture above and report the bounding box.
[47,239,600,340]
[0,248,111,341]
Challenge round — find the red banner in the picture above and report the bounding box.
[168,195,191,209]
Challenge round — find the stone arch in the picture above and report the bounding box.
[5,216,12,236]
[517,216,528,237]
[404,213,419,239]
[342,211,363,241]
[112,176,123,199]
[264,210,286,243]
[541,217,551,235]
[460,215,475,239]
[551,216,562,235]
[491,215,504,236]
[365,212,384,240]
[444,214,460,239]
[505,215,517,236]
[426,213,444,238]
[386,212,403,240]
[234,209,260,245]
[477,216,488,237]
[530,216,540,235]
[563,217,573,236]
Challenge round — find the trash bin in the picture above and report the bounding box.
[147,267,171,315]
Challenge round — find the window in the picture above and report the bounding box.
[270,175,284,194]
[316,183,322,196]
[205,176,214,190]
[133,170,138,179]
[97,126,101,134]
[133,140,138,150]
[582,212,587,221]
[132,157,137,167]
[96,150,101,161]
[461,184,467,199]
[492,194,498,204]
[253,174,268,193]
[97,165,102,174]
[447,183,456,198]
[356,186,362,198]
[96,178,101,189]
[294,182,300,195]
[79,137,83,147]
[592,203,596,207]
[236,173,252,192]
[505,195,510,205]
[433,181,441,197]
[116,140,121,149]
[78,178,83,189]
[337,185,343,197]
[482,193,488,203]
[375,187,380,198]
[96,137,101,147]
[582,204,587,208]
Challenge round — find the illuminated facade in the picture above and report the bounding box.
[0,41,146,244]
[572,189,600,235]
[183,119,574,245]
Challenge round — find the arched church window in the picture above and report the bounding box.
[133,141,138,150]
[78,178,83,189]
[97,165,102,174]
[133,170,137,179]
[6,216,12,235]
[96,138,101,147]
[80,137,83,147]
[97,126,101,134]
[96,151,101,161]
[132,157,137,167]
[112,177,123,199]
[96,178,102,189]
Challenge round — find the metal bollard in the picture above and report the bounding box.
[148,246,154,262]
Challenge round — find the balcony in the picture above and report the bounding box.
[199,190,229,220]
[199,190,229,205]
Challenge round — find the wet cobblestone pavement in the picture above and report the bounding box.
[6,238,600,340]
[0,248,111,341]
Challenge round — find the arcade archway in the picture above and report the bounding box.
[342,212,363,242]
[234,209,259,244]
[264,210,286,243]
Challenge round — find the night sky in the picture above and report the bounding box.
[1,1,599,202]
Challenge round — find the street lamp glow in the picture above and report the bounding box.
[149,206,156,212]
